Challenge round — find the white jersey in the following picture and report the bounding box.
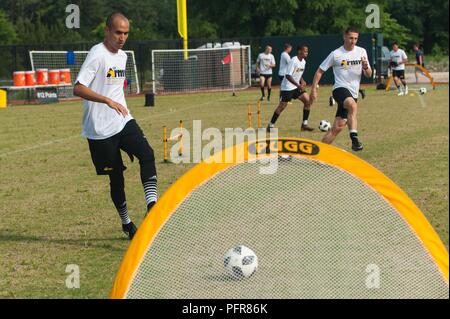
[278,51,291,76]
[76,43,133,140]
[319,45,370,99]
[281,56,306,91]
[257,53,276,75]
[389,49,407,71]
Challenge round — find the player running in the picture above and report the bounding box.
[256,46,276,101]
[267,45,314,132]
[310,27,372,151]
[413,44,425,84]
[390,42,409,96]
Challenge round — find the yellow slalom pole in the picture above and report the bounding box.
[247,104,252,128]
[257,100,261,128]
[385,76,393,91]
[179,120,183,157]
[163,126,168,162]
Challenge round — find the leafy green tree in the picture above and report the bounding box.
[387,0,449,53]
[0,10,17,44]
[0,0,447,55]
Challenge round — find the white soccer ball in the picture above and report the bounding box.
[319,120,331,132]
[223,245,258,279]
[419,87,427,95]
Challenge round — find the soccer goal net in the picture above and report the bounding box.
[151,45,251,95]
[111,138,449,299]
[29,50,140,98]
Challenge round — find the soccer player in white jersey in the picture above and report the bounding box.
[311,27,372,151]
[278,43,292,82]
[267,45,314,132]
[390,42,408,95]
[256,45,276,101]
[73,13,158,240]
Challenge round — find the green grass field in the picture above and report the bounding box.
[0,85,448,298]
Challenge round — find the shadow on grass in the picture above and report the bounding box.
[0,233,128,252]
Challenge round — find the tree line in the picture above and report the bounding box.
[0,0,448,55]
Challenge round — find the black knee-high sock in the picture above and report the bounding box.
[109,172,131,225]
[270,112,280,124]
[268,88,271,99]
[350,131,359,143]
[260,87,265,97]
[302,109,310,124]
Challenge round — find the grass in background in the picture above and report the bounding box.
[0,84,448,298]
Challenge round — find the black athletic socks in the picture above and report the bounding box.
[350,131,359,143]
[270,112,279,125]
[302,109,310,123]
[109,172,131,225]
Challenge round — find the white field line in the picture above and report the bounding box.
[0,97,232,158]
[0,135,79,158]
[417,92,427,108]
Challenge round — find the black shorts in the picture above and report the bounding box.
[280,88,306,103]
[260,74,272,80]
[332,88,358,119]
[87,119,156,176]
[392,70,405,79]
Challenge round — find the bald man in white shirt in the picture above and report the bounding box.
[73,13,158,240]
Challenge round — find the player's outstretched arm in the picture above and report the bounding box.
[73,82,128,117]
[310,68,324,103]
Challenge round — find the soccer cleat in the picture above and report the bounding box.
[301,124,314,132]
[260,96,265,101]
[122,221,137,240]
[404,86,409,95]
[266,123,274,132]
[351,141,364,151]
[397,91,405,96]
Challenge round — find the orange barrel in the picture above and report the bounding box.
[59,69,72,84]
[13,71,26,86]
[48,70,60,85]
[25,71,36,86]
[36,69,48,85]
